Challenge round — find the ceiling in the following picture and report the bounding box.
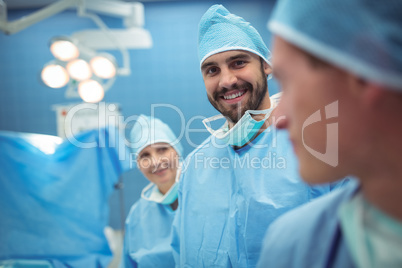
[4,0,177,9]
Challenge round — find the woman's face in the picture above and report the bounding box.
[137,143,179,194]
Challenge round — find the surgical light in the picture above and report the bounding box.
[78,79,105,103]
[66,59,92,81]
[41,63,69,88]
[90,55,117,79]
[50,37,79,62]
[23,0,153,103]
[42,38,120,103]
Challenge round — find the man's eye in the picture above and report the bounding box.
[206,67,218,75]
[234,60,245,67]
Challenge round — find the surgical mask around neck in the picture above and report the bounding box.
[339,192,402,268]
[141,164,181,205]
[203,107,274,147]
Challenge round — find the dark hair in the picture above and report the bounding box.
[303,50,330,69]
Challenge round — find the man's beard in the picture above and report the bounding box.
[207,66,268,124]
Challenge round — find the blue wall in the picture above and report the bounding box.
[0,0,279,229]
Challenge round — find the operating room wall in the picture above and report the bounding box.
[0,0,279,229]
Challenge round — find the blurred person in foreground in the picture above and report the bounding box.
[257,0,402,267]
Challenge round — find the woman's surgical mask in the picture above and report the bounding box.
[203,94,280,147]
[141,164,181,205]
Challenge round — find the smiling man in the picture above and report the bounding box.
[257,0,402,267]
[201,51,271,125]
[171,4,346,267]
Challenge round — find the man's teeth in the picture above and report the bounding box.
[223,91,245,100]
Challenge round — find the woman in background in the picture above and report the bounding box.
[119,115,183,268]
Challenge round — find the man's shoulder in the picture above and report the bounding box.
[260,181,358,263]
[185,135,214,157]
[271,180,357,232]
[258,181,358,267]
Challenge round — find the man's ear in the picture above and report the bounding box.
[346,74,384,107]
[264,61,273,76]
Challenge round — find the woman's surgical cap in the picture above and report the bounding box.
[129,115,183,159]
[268,0,402,90]
[198,4,271,67]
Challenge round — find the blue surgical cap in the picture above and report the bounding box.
[268,0,402,90]
[198,4,271,67]
[129,115,183,159]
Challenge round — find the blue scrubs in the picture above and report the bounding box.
[172,127,343,267]
[120,197,176,268]
[257,180,359,268]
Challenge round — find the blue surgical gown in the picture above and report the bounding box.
[171,127,343,267]
[257,180,359,268]
[0,129,130,267]
[120,196,176,268]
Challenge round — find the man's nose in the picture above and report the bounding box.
[219,68,238,89]
[271,102,289,129]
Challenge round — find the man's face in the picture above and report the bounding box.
[201,50,272,123]
[271,37,360,184]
